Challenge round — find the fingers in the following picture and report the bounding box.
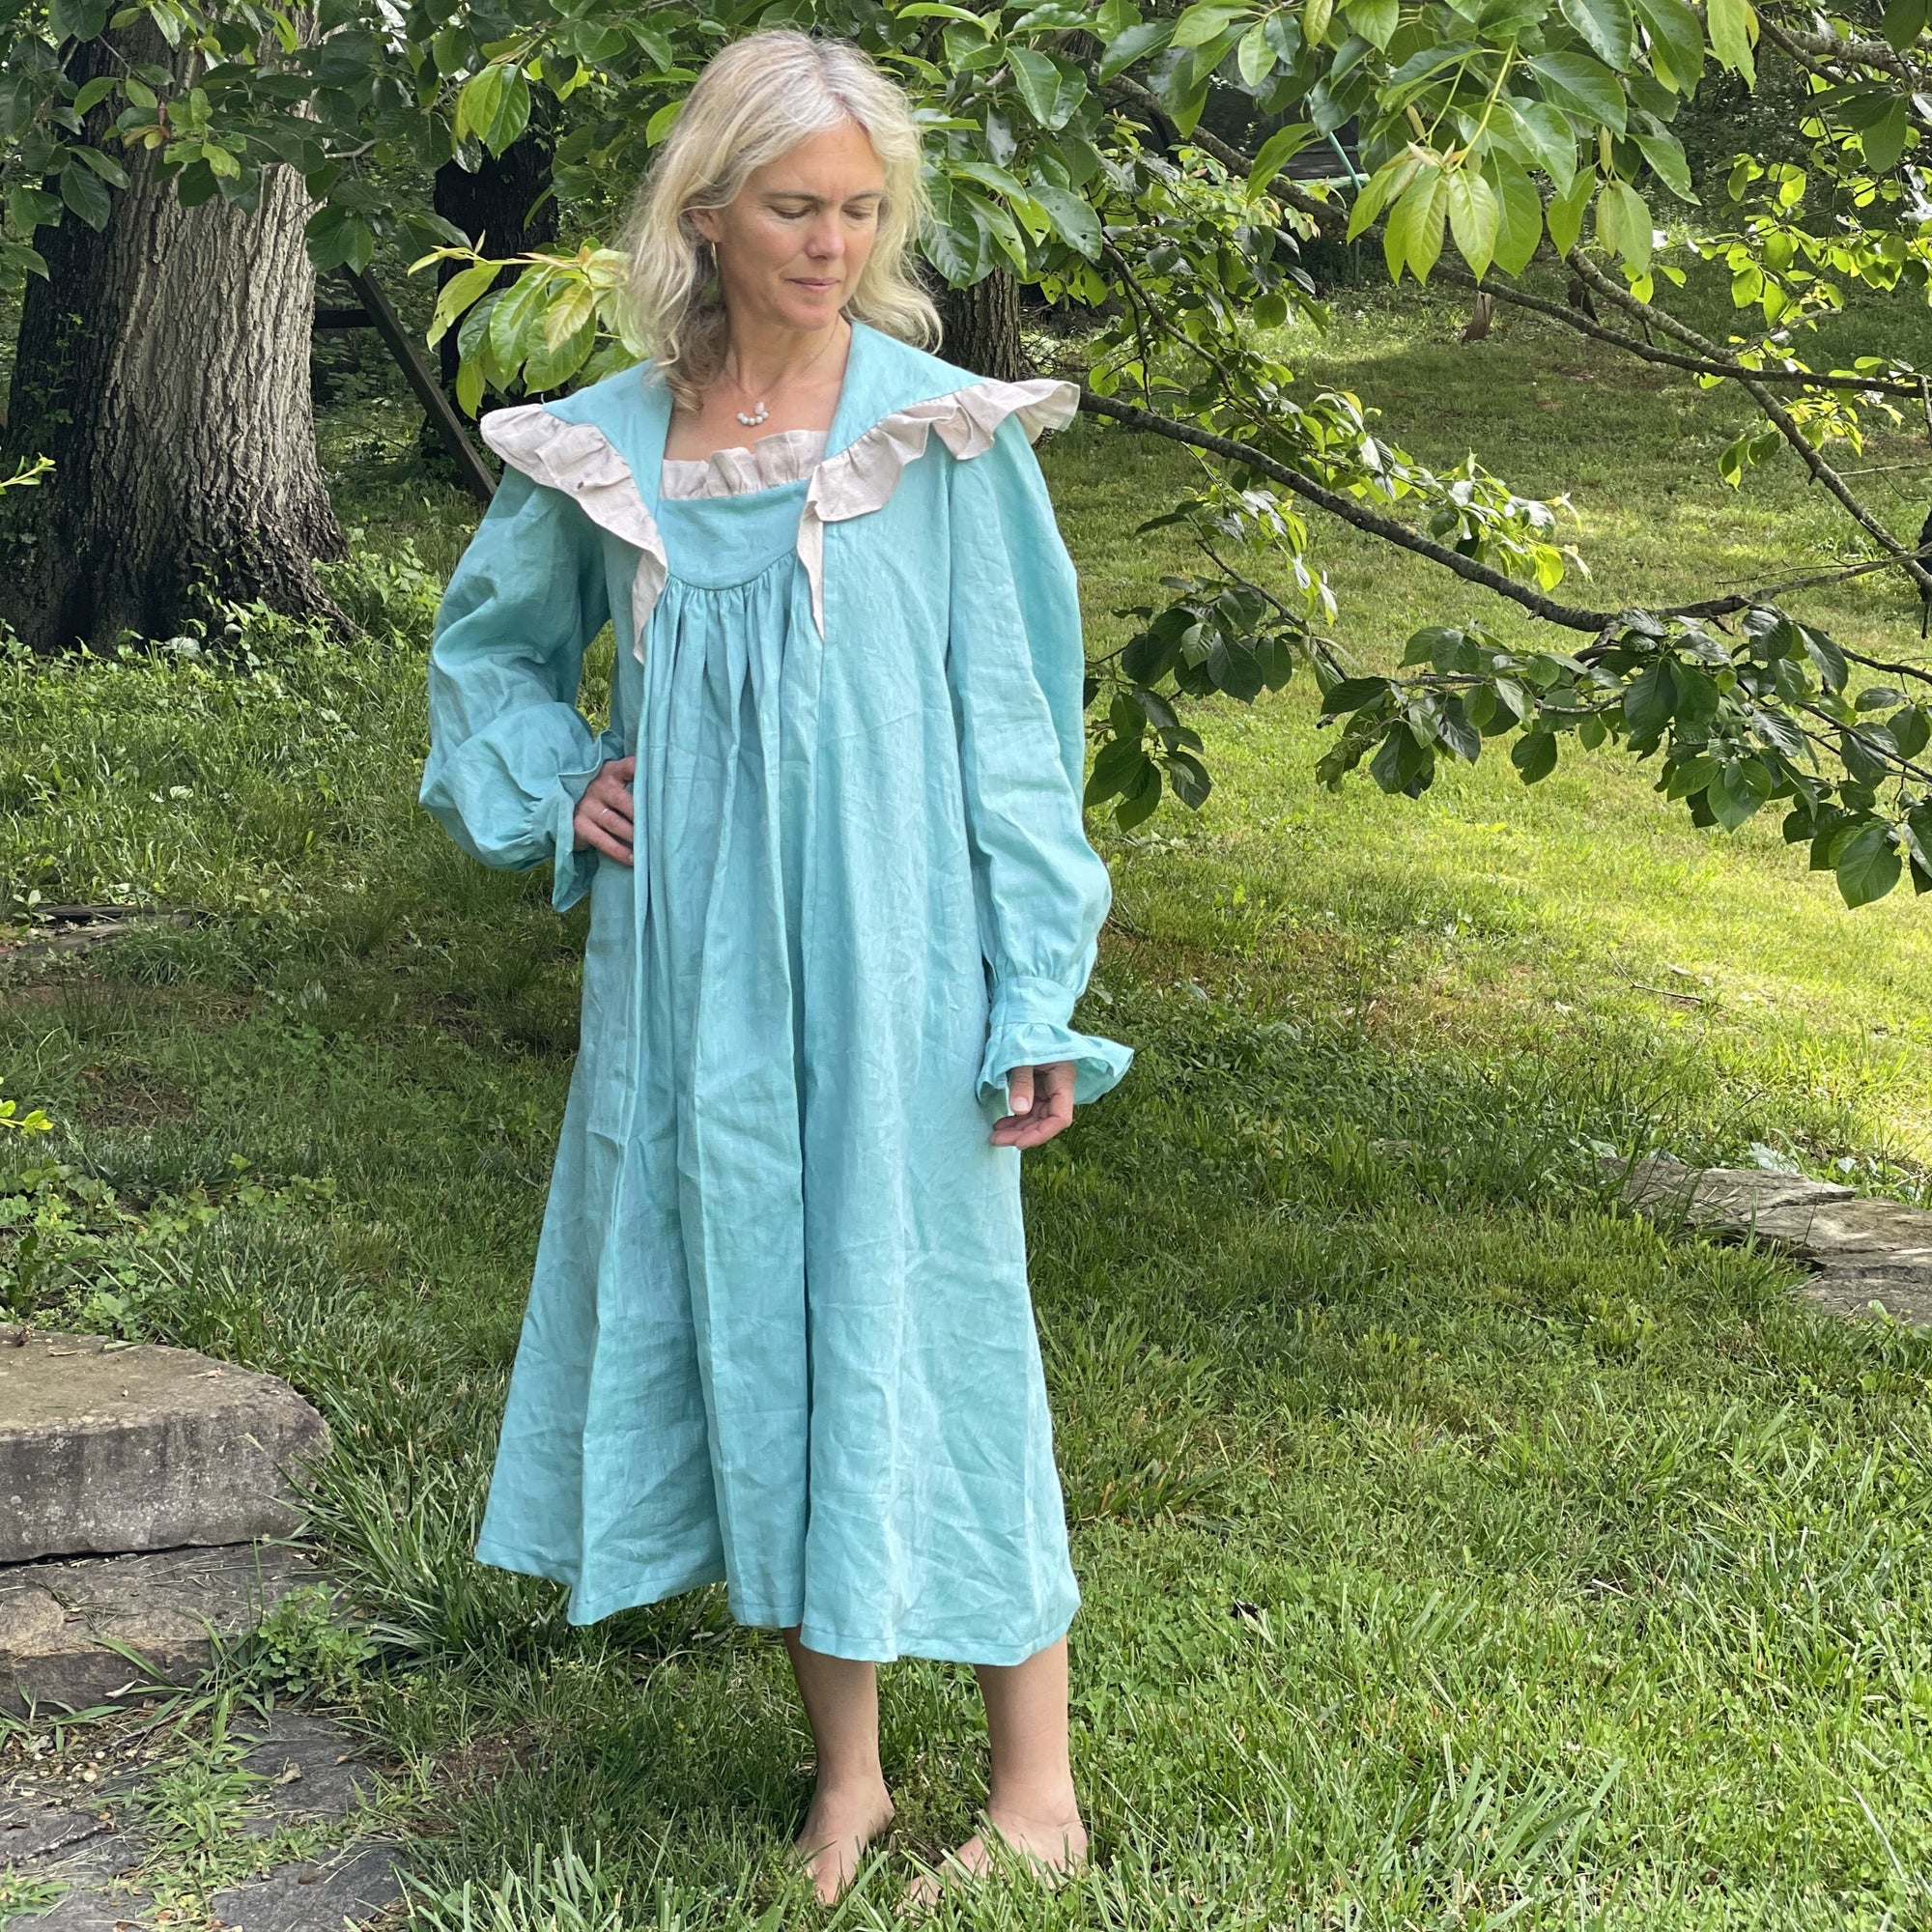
[989,1061,1076,1148]
[571,756,637,864]
[589,766,635,827]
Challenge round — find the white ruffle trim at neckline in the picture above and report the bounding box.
[660,427,829,500]
[479,375,1081,651]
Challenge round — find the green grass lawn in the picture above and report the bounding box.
[5,269,1932,1929]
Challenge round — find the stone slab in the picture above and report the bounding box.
[0,1331,330,1563]
[211,1839,405,1932]
[2,1543,331,1715]
[1611,1157,1932,1325]
[229,1711,382,1823]
[4,1707,395,1932]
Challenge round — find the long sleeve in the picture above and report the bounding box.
[419,464,618,914]
[945,412,1133,1113]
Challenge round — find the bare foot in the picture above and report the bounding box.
[902,1805,1088,1910]
[795,1780,895,1906]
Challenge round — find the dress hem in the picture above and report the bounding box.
[473,1539,1077,1666]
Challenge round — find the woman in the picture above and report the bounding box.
[418,28,1132,1907]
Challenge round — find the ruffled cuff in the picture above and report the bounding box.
[977,1021,1133,1114]
[548,741,615,914]
[976,977,1132,1112]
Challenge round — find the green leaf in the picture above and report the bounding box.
[1236,17,1275,82]
[1512,730,1559,781]
[1172,0,1252,45]
[72,74,117,115]
[1706,0,1755,84]
[453,64,500,145]
[1632,127,1693,200]
[1371,721,1434,794]
[1031,183,1102,257]
[1007,47,1087,129]
[1633,0,1704,91]
[1834,822,1901,906]
[1348,152,1420,238]
[73,143,129,186]
[1443,164,1499,277]
[1384,168,1446,283]
[1247,121,1315,196]
[5,185,62,232]
[1710,756,1771,829]
[48,0,109,41]
[1596,178,1652,269]
[1623,659,1675,733]
[1559,0,1634,69]
[480,66,530,155]
[1800,623,1847,692]
[1320,675,1392,714]
[1881,0,1929,51]
[1861,98,1910,172]
[1485,153,1543,273]
[1514,99,1579,192]
[429,259,500,346]
[1528,51,1627,132]
[645,99,682,146]
[1547,169,1595,254]
[1346,0,1400,47]
[1096,18,1173,80]
[57,160,110,230]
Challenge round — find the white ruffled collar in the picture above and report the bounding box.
[480,370,1079,647]
[661,427,830,500]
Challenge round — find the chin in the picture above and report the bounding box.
[776,292,847,329]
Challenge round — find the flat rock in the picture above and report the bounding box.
[211,1839,405,1932]
[0,1331,330,1563]
[4,1709,395,1932]
[1611,1157,1932,1325]
[1,1543,332,1715]
[229,1710,382,1822]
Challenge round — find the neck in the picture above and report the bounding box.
[721,312,848,394]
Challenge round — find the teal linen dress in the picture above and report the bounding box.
[419,321,1132,1664]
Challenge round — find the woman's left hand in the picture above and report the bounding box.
[990,1061,1076,1148]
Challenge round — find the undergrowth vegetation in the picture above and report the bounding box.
[4,275,1932,1927]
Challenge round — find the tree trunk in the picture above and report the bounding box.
[939,271,1028,382]
[0,24,344,653]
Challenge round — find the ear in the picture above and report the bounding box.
[686,207,721,245]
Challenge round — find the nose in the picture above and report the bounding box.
[804,213,843,261]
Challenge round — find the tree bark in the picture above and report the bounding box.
[0,23,344,653]
[938,270,1028,381]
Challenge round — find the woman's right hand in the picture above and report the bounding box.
[573,756,637,865]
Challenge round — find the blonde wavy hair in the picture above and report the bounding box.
[618,30,941,410]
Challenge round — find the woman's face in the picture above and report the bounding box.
[691,120,887,336]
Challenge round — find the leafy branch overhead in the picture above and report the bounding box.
[4,0,1931,899]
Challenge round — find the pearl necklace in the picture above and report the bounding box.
[723,325,840,432]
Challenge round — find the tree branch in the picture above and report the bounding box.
[1435,263,1932,397]
[1078,386,1638,630]
[1565,247,1932,597]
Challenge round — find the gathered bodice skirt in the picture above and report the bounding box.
[470,465,1084,1662]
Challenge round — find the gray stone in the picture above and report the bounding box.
[1,1804,113,1863]
[1610,1157,1932,1325]
[2,1544,332,1715]
[0,1331,330,1564]
[1803,1263,1932,1327]
[210,1839,406,1932]
[231,1712,382,1822]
